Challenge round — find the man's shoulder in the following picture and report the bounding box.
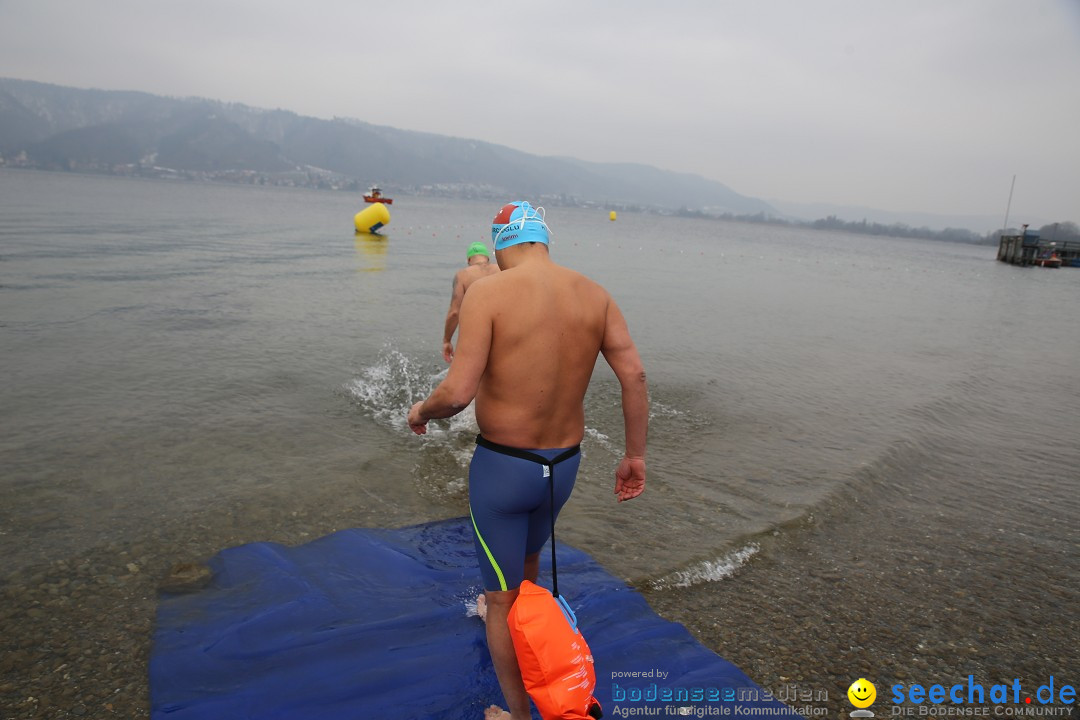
[454,266,479,287]
[469,267,506,290]
[560,265,609,298]
[460,269,502,301]
[463,263,496,279]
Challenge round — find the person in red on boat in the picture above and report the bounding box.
[408,201,648,720]
[442,241,500,363]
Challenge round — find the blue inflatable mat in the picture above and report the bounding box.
[151,518,800,720]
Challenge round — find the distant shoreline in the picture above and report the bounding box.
[0,165,1017,246]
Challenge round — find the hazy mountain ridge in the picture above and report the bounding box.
[0,77,775,215]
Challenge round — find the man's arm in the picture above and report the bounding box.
[442,272,467,363]
[410,287,492,434]
[600,297,648,502]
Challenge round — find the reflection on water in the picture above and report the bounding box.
[354,233,388,272]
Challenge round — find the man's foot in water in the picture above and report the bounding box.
[484,705,511,720]
[476,593,487,622]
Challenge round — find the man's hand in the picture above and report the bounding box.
[407,401,428,435]
[442,341,454,364]
[614,456,645,502]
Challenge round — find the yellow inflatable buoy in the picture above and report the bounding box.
[609,210,617,221]
[355,202,391,234]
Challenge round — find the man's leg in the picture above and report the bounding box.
[484,587,529,720]
[485,551,541,719]
[523,551,540,584]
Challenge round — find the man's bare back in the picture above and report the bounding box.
[459,262,500,287]
[414,239,646,471]
[466,255,608,449]
[443,252,500,363]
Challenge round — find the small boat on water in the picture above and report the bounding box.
[1034,254,1062,268]
[363,186,393,205]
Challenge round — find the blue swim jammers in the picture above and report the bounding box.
[468,435,581,592]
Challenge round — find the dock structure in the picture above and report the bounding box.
[997,226,1080,267]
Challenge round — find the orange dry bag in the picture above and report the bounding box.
[508,580,601,719]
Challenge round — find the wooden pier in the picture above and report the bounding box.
[997,226,1080,268]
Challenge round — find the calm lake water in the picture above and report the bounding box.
[1,169,1077,640]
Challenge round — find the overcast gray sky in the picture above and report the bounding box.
[2,0,1078,225]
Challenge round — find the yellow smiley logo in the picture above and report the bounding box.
[848,678,876,708]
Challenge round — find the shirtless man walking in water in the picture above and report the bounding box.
[408,201,648,720]
[442,241,500,363]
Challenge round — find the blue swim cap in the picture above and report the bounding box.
[491,201,550,250]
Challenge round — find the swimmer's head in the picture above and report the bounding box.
[466,241,490,259]
[491,201,550,250]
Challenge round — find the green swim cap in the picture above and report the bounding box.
[466,241,490,259]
